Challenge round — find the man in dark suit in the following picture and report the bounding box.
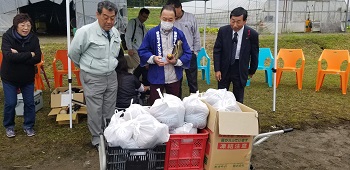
[213,7,259,103]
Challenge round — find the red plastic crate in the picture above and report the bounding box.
[164,129,209,170]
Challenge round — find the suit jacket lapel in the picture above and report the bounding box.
[227,26,233,52]
[240,27,248,59]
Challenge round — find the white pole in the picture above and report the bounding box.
[346,0,350,32]
[210,0,212,26]
[82,0,86,25]
[15,0,18,14]
[203,0,207,48]
[228,0,230,23]
[273,0,279,112]
[66,0,73,128]
[194,0,196,14]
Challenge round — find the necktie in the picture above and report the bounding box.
[231,32,238,65]
[140,24,145,37]
[106,30,111,42]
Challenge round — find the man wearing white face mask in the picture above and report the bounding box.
[138,5,192,105]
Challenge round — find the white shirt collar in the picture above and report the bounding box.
[233,25,244,39]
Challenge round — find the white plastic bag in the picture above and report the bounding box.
[104,110,124,145]
[170,122,197,134]
[183,92,209,129]
[123,103,150,121]
[202,88,242,112]
[149,89,185,131]
[104,111,137,148]
[171,123,197,143]
[202,88,227,105]
[133,114,170,148]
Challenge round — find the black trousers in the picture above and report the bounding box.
[133,65,150,103]
[133,65,149,86]
[218,59,245,103]
[180,53,198,98]
[149,81,181,105]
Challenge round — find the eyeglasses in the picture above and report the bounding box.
[141,14,149,19]
[18,23,32,28]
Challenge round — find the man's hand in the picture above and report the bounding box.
[248,74,253,79]
[166,55,177,65]
[144,86,150,92]
[153,56,165,66]
[127,49,134,56]
[11,48,18,53]
[215,71,222,81]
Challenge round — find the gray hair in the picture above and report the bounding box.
[97,1,117,15]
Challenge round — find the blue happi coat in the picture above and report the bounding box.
[138,25,192,84]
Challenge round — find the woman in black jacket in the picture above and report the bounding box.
[116,55,149,108]
[1,13,42,138]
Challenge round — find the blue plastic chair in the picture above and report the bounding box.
[246,48,274,87]
[197,47,210,85]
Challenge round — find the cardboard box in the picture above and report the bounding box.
[51,86,84,108]
[56,113,79,125]
[204,101,259,170]
[16,90,43,116]
[48,106,87,116]
[48,106,87,125]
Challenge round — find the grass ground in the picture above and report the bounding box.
[128,7,161,29]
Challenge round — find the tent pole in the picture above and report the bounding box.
[15,0,19,14]
[203,0,207,48]
[66,0,73,128]
[194,0,196,14]
[346,0,349,32]
[82,0,86,25]
[273,0,279,112]
[228,0,229,23]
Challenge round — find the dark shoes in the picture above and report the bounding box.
[6,128,16,138]
[24,128,35,137]
[5,128,35,138]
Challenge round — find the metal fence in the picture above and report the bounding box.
[186,0,348,33]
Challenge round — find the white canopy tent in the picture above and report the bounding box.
[0,0,72,34]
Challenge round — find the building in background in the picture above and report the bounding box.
[181,0,348,33]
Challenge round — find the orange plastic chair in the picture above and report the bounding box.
[52,50,81,88]
[315,49,350,94]
[34,54,45,90]
[276,49,305,90]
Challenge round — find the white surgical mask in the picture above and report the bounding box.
[160,21,173,31]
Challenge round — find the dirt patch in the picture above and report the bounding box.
[251,123,350,170]
[2,124,349,170]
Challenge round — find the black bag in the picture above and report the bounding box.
[121,19,137,51]
[121,34,128,50]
